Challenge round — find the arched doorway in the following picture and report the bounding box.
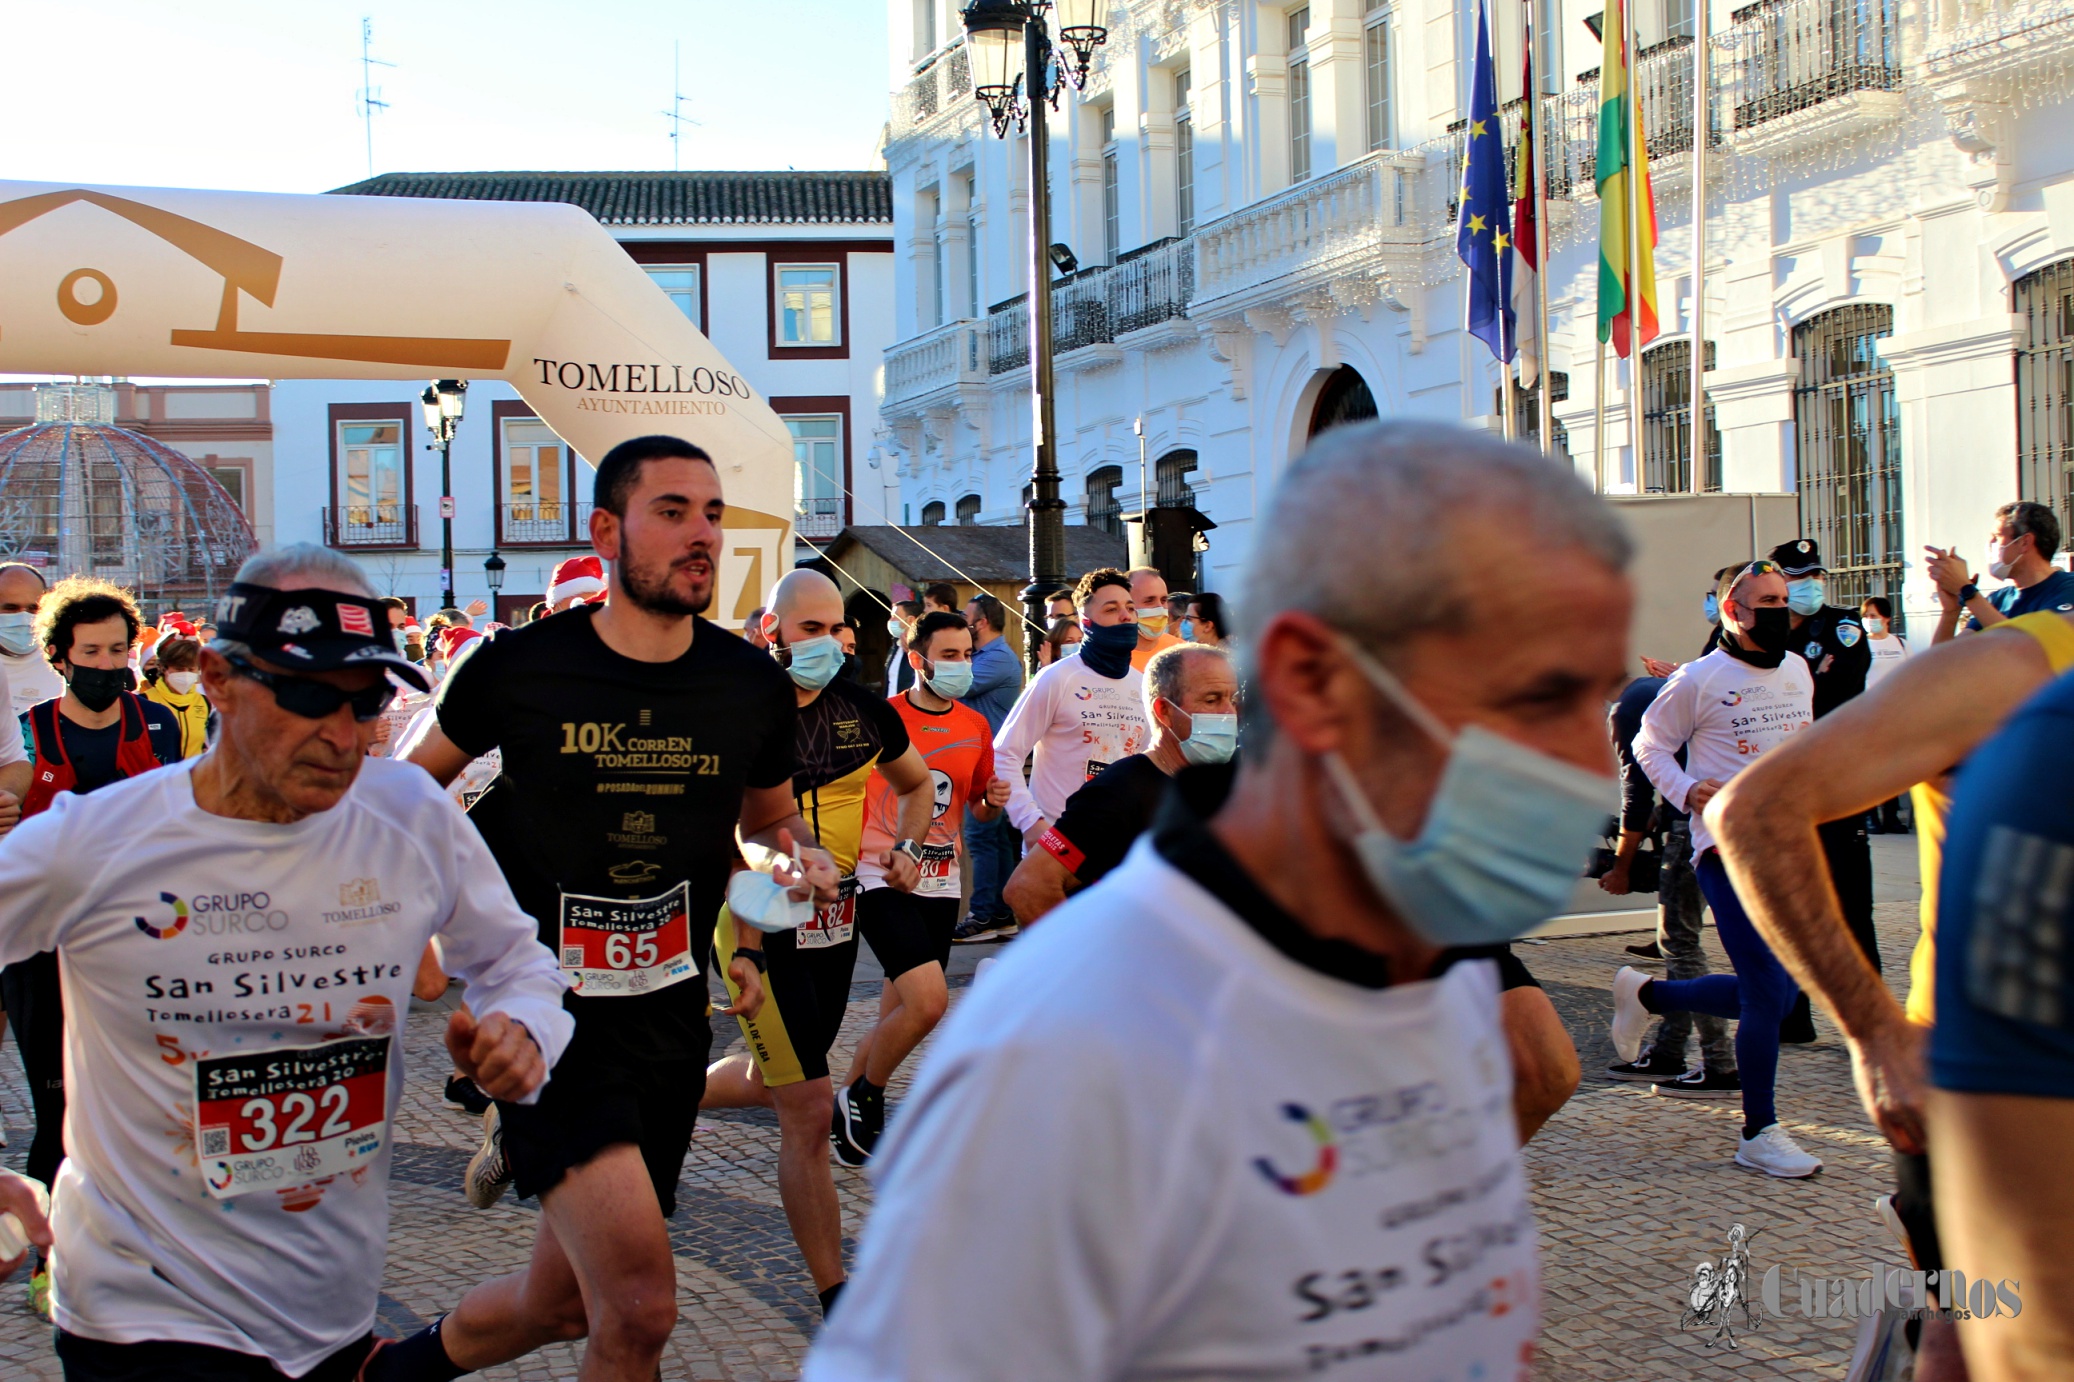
[1308,366,1378,438]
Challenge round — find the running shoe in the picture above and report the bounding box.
[1605,1050,1687,1083]
[830,1082,877,1168]
[465,1104,514,1209]
[27,1265,49,1320]
[951,914,1018,945]
[1608,966,1653,1064]
[1624,940,1663,959]
[1735,1123,1822,1179]
[443,1075,492,1116]
[1651,1068,1741,1099]
[1874,1193,1911,1256]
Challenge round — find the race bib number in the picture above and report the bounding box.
[799,875,858,949]
[195,1036,390,1200]
[916,843,958,897]
[559,881,696,996]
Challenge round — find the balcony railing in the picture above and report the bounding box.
[498,501,591,547]
[979,237,1198,375]
[1192,150,1425,306]
[988,296,1029,374]
[323,504,415,549]
[1721,0,1902,131]
[794,499,844,540]
[892,43,973,136]
[884,319,986,407]
[1109,238,1195,335]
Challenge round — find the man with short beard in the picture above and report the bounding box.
[398,436,839,1381]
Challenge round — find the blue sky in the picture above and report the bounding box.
[3,0,891,195]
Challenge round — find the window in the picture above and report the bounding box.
[956,494,982,524]
[923,187,945,330]
[921,500,946,526]
[787,415,845,539]
[1085,465,1124,538]
[336,419,408,545]
[501,417,574,543]
[1101,107,1121,266]
[1155,450,1199,508]
[1175,69,1195,236]
[2016,257,2074,552]
[206,465,246,513]
[644,266,702,332]
[914,0,937,58]
[1664,0,1696,40]
[777,264,841,346]
[1365,12,1394,152]
[1500,371,1571,455]
[1641,342,1721,493]
[1288,7,1312,183]
[1793,305,1903,609]
[963,174,981,318]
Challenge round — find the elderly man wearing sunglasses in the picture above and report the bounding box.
[1608,558,1824,1178]
[0,543,573,1382]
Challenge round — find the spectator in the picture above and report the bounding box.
[744,605,770,651]
[141,635,209,758]
[1182,592,1229,647]
[1125,566,1183,671]
[1164,591,1193,629]
[886,600,923,693]
[923,582,958,615]
[1037,616,1081,667]
[0,563,61,717]
[953,594,1025,944]
[547,555,608,613]
[1046,589,1076,623]
[1927,500,2074,644]
[1861,595,1913,834]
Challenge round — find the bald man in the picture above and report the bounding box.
[703,568,933,1312]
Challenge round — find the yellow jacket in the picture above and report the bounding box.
[142,678,210,758]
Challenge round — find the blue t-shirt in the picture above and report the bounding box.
[1930,668,2074,1097]
[1968,568,2074,630]
[960,636,1023,734]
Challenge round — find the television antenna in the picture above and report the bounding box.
[356,17,396,179]
[661,41,702,170]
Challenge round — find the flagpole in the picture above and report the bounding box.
[1497,0,1515,443]
[1623,0,1646,490]
[1689,0,1710,494]
[1531,1,1554,457]
[1594,336,1607,491]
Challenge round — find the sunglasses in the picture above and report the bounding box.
[228,656,396,723]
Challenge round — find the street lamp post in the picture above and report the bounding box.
[419,379,468,609]
[962,0,1108,673]
[483,551,506,620]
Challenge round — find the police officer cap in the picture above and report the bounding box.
[1766,538,1823,577]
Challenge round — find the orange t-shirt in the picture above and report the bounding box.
[1131,631,1185,672]
[857,690,996,897]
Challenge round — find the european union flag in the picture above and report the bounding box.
[1457,0,1515,365]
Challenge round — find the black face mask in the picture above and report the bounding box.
[67,663,136,713]
[1723,606,1794,668]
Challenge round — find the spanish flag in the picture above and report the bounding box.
[1596,0,1658,357]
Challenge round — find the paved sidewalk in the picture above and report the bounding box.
[0,838,1924,1378]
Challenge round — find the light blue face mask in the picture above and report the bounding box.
[1177,618,1197,642]
[1702,593,1719,626]
[922,657,973,700]
[1322,640,1613,946]
[726,868,810,934]
[1173,707,1238,765]
[1786,577,1826,617]
[778,633,844,691]
[0,612,34,658]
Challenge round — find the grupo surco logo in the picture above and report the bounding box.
[134,891,190,940]
[1252,1103,1339,1197]
[529,358,750,417]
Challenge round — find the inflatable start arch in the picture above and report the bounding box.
[0,179,794,624]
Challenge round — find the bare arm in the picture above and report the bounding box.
[1502,985,1580,1145]
[400,716,474,788]
[737,781,840,907]
[1710,626,2056,1151]
[1004,847,1078,927]
[0,761,29,836]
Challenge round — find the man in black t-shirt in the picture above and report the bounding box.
[1005,643,1238,925]
[703,567,932,1314]
[395,437,838,1381]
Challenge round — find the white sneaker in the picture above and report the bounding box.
[1609,966,1653,1063]
[1736,1123,1822,1179]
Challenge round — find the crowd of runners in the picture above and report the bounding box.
[0,421,2069,1379]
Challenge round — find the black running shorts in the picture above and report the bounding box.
[496,1000,712,1216]
[716,906,858,1087]
[858,888,961,979]
[56,1330,375,1382]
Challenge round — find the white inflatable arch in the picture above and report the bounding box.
[0,179,794,623]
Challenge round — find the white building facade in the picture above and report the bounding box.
[880,0,2074,623]
[272,171,895,616]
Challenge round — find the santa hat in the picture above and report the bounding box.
[437,625,482,660]
[548,556,606,606]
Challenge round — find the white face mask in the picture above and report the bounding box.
[1863,617,1888,637]
[1988,536,2026,581]
[164,671,201,695]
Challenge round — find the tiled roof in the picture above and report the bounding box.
[326,170,891,227]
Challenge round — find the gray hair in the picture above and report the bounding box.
[1143,642,1231,720]
[1235,421,1631,729]
[211,543,378,661]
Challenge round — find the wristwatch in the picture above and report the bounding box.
[892,838,925,866]
[1958,582,1981,604]
[733,947,767,973]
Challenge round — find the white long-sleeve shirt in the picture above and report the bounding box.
[1634,647,1813,852]
[991,656,1148,832]
[0,755,573,1374]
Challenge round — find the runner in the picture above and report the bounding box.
[0,562,62,716]
[398,436,836,1379]
[703,567,932,1310]
[831,610,1009,1165]
[1125,566,1183,672]
[0,545,572,1381]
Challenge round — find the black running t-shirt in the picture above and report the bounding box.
[435,607,795,1036]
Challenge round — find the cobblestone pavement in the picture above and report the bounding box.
[0,838,1924,1378]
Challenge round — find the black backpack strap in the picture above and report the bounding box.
[28,699,63,769]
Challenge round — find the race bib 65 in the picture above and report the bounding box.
[559,881,697,996]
